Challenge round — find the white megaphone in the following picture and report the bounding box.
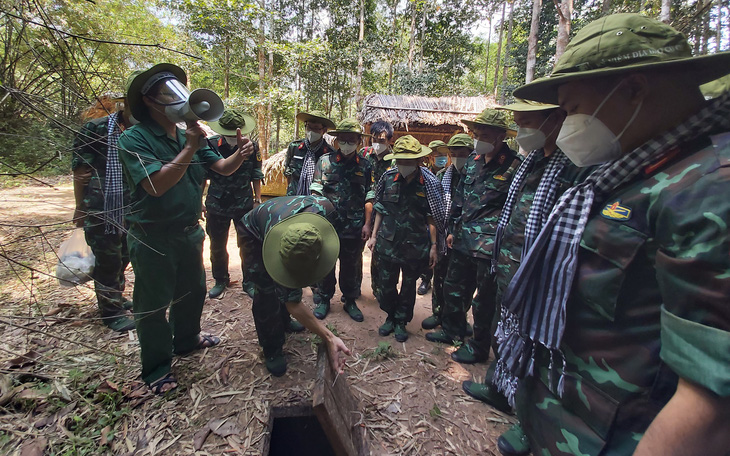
[166,88,224,124]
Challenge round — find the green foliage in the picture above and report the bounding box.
[363,341,397,361]
[429,403,442,419]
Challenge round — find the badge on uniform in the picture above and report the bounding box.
[498,153,506,165]
[601,201,632,221]
[257,151,262,161]
[416,191,426,197]
[493,175,507,181]
[355,171,363,176]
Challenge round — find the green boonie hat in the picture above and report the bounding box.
[428,140,449,154]
[462,108,517,138]
[208,109,256,136]
[496,98,559,112]
[514,13,730,104]
[329,118,371,137]
[296,110,336,130]
[447,133,474,150]
[384,135,432,161]
[262,213,340,289]
[126,64,187,122]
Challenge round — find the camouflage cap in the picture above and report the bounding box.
[514,13,730,104]
[447,133,475,150]
[428,140,450,154]
[384,135,432,160]
[208,109,256,136]
[296,110,336,130]
[329,118,371,137]
[496,98,559,112]
[462,108,517,138]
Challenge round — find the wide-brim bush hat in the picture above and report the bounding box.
[329,118,371,137]
[514,13,730,104]
[126,63,186,122]
[209,109,256,136]
[262,213,340,289]
[384,135,432,160]
[447,133,475,150]
[496,99,559,112]
[462,108,517,138]
[296,110,336,130]
[428,140,450,154]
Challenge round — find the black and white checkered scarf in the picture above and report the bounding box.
[296,139,324,196]
[491,149,570,273]
[103,112,125,234]
[494,91,730,405]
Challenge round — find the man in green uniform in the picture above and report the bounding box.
[426,109,520,366]
[72,94,136,332]
[310,119,373,322]
[118,64,253,394]
[239,195,350,376]
[495,14,730,455]
[204,109,263,299]
[284,111,337,197]
[367,135,445,342]
[421,134,472,330]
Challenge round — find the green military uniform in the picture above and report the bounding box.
[71,113,132,325]
[440,145,520,352]
[118,121,222,385]
[361,145,391,297]
[239,196,335,355]
[284,139,336,196]
[205,136,263,285]
[310,151,373,305]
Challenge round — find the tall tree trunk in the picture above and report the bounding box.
[660,0,671,22]
[408,0,417,71]
[716,0,722,52]
[526,0,542,83]
[418,3,426,73]
[223,41,230,98]
[499,0,514,104]
[493,1,506,95]
[554,0,573,62]
[275,110,280,152]
[484,17,492,92]
[354,0,365,110]
[601,0,611,15]
[388,0,397,93]
[256,0,268,157]
[266,48,273,158]
[702,5,710,54]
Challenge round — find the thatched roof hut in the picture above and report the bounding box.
[358,94,495,145]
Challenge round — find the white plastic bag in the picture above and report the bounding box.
[56,229,95,287]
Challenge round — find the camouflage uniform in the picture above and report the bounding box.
[310,151,373,303]
[372,168,434,324]
[205,136,263,284]
[71,114,131,320]
[284,139,336,196]
[361,146,392,297]
[430,165,461,321]
[515,134,730,455]
[239,196,335,353]
[441,145,520,352]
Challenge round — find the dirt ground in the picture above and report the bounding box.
[0,177,514,455]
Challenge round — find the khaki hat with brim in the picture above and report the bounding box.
[428,140,449,154]
[447,133,475,150]
[126,64,186,122]
[514,13,730,105]
[262,213,340,289]
[209,109,256,136]
[384,135,432,160]
[296,110,336,130]
[462,108,517,138]
[701,73,730,99]
[496,99,559,112]
[329,118,371,137]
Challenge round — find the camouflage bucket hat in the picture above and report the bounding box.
[126,64,186,122]
[329,118,371,137]
[296,110,336,130]
[384,135,432,161]
[208,109,256,136]
[514,13,730,104]
[262,213,340,289]
[428,140,449,154]
[496,98,559,112]
[462,108,517,138]
[447,133,475,150]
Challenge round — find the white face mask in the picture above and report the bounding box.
[516,128,547,152]
[306,130,322,143]
[398,165,417,177]
[224,136,237,146]
[372,142,389,155]
[452,157,467,171]
[473,139,495,156]
[339,142,357,156]
[556,81,643,167]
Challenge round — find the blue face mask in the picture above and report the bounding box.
[434,156,448,168]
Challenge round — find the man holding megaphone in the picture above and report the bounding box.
[118,63,253,395]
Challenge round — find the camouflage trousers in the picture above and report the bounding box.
[84,218,129,319]
[429,251,450,319]
[240,232,296,351]
[205,212,249,284]
[316,237,364,302]
[375,257,427,323]
[441,249,498,355]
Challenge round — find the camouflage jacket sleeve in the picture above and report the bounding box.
[309,154,326,196]
[72,117,108,172]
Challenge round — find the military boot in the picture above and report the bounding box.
[461,381,511,414]
[378,319,395,336]
[313,300,330,319]
[451,340,488,364]
[497,424,530,456]
[421,315,441,329]
[343,300,364,322]
[394,323,408,342]
[208,279,228,299]
[263,347,287,377]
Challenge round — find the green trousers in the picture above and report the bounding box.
[127,224,207,384]
[375,257,426,323]
[84,216,129,320]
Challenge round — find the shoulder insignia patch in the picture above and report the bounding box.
[355,171,364,176]
[256,152,262,161]
[493,174,507,181]
[601,201,632,221]
[298,143,304,150]
[416,191,426,197]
